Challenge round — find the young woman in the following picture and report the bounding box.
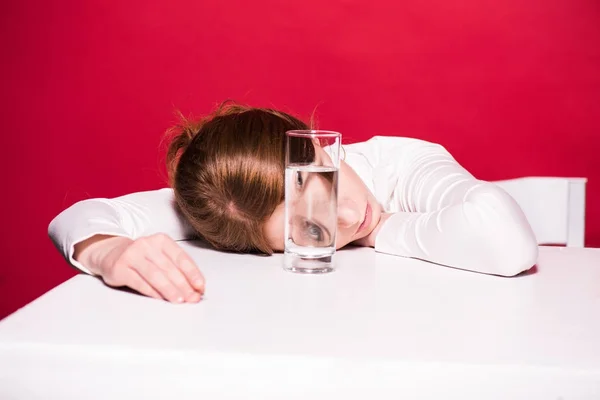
[48,103,538,304]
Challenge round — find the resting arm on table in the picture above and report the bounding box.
[347,137,539,276]
[48,188,204,303]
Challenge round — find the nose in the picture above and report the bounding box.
[337,199,362,229]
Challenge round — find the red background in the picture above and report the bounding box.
[1,0,599,319]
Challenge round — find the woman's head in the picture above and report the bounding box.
[167,103,308,253]
[166,102,382,254]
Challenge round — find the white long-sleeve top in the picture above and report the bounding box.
[48,136,538,276]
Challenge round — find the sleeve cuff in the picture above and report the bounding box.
[374,212,424,258]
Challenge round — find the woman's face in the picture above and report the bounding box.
[264,150,383,251]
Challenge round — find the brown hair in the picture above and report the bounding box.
[166,102,310,254]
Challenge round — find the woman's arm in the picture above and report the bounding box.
[48,188,196,275]
[346,136,538,276]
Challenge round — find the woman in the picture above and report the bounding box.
[49,103,538,304]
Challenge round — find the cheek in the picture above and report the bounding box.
[335,233,353,249]
[338,163,364,195]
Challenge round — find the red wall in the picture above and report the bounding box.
[1,0,599,318]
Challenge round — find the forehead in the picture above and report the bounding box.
[264,202,285,252]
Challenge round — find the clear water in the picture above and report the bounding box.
[284,166,338,260]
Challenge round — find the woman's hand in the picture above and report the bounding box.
[74,234,205,303]
[352,213,394,248]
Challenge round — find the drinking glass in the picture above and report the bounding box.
[284,130,341,273]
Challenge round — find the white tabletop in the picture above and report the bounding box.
[1,244,599,399]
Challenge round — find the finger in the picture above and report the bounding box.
[122,268,163,300]
[130,256,185,303]
[146,249,197,301]
[187,291,203,303]
[160,238,205,293]
[101,262,163,300]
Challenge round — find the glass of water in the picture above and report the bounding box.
[284,130,341,274]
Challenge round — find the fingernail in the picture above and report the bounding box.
[194,279,205,293]
[187,292,203,303]
[176,296,184,303]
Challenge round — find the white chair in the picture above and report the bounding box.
[492,177,587,247]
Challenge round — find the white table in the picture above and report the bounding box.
[1,245,599,399]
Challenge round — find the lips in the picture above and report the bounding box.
[357,202,372,234]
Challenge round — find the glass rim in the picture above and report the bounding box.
[286,130,341,138]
